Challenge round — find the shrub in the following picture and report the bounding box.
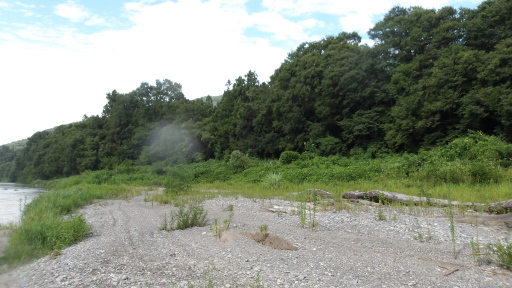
[166,201,208,231]
[279,151,300,164]
[487,242,512,270]
[164,167,193,194]
[262,172,283,190]
[229,150,250,171]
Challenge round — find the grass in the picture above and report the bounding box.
[0,184,139,267]
[3,135,512,269]
[258,224,268,235]
[487,242,512,270]
[210,204,234,238]
[161,201,208,231]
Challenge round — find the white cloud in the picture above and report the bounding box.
[1,0,295,144]
[85,15,106,26]
[0,0,485,144]
[14,2,36,9]
[249,12,312,41]
[54,1,90,22]
[339,13,374,35]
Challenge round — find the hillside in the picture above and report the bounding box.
[0,0,511,183]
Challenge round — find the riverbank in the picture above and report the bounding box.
[0,230,9,258]
[0,195,511,287]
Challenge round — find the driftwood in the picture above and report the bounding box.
[288,188,333,199]
[342,190,511,214]
[488,199,512,214]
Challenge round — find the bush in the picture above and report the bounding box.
[164,166,193,193]
[279,151,300,164]
[488,242,512,270]
[262,172,283,189]
[164,202,208,231]
[229,150,250,171]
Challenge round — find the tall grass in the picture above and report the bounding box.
[1,184,138,267]
[3,133,512,267]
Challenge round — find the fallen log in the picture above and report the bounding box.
[341,190,511,213]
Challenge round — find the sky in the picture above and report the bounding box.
[0,0,484,145]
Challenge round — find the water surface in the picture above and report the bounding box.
[0,183,45,224]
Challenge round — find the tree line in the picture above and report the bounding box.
[1,0,511,182]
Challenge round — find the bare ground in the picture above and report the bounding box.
[1,195,511,287]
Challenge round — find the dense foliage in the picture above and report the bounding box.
[1,0,512,182]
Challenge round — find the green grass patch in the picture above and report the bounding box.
[0,184,139,268]
[3,134,512,268]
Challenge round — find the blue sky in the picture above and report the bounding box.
[0,0,483,145]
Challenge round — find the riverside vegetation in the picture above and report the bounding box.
[1,132,512,272]
[1,0,512,277]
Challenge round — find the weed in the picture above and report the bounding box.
[258,224,268,235]
[250,271,264,288]
[376,206,387,221]
[163,201,207,231]
[447,202,457,259]
[412,228,434,243]
[279,151,300,164]
[308,193,318,229]
[376,193,387,221]
[210,205,234,238]
[299,201,307,228]
[262,172,283,190]
[159,213,169,231]
[229,150,251,171]
[487,241,512,270]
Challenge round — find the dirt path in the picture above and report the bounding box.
[1,196,511,287]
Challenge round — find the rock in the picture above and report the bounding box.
[342,190,486,210]
[288,189,333,199]
[267,205,298,214]
[341,191,366,199]
[488,199,512,214]
[347,199,380,207]
[306,189,333,198]
[455,213,512,228]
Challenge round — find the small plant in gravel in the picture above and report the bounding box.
[412,228,434,243]
[487,241,512,270]
[211,204,235,238]
[259,224,268,235]
[308,194,318,229]
[376,206,387,221]
[299,201,307,228]
[447,202,457,259]
[297,192,318,229]
[162,201,208,231]
[159,213,169,231]
[250,272,264,288]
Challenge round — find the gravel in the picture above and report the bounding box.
[1,194,511,287]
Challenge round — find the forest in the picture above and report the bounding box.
[1,0,512,183]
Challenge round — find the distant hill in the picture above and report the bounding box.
[3,126,59,151]
[198,95,222,106]
[5,139,28,151]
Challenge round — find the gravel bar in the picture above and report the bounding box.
[1,195,511,287]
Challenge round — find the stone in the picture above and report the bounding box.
[288,188,334,199]
[342,190,486,210]
[488,199,512,214]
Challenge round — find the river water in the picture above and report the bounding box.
[0,183,45,225]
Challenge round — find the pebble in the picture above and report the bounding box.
[2,196,511,287]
